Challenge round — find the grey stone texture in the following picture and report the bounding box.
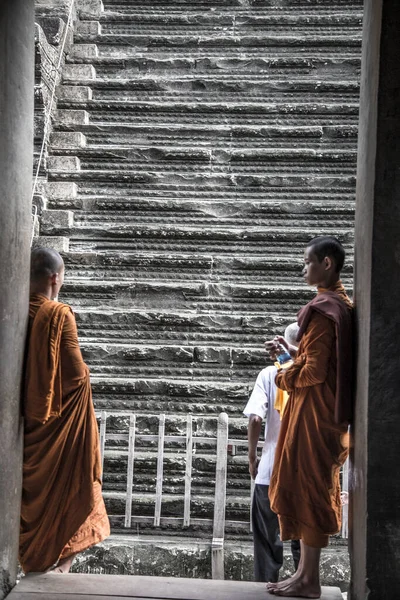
[34,0,76,174]
[33,0,363,586]
[0,1,34,598]
[72,537,350,591]
[351,1,400,599]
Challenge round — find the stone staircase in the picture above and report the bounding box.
[37,0,362,547]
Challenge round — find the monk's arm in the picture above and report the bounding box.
[275,312,334,391]
[61,311,88,394]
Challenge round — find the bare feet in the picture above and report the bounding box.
[266,576,321,598]
[48,554,76,574]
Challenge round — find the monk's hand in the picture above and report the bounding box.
[248,454,259,480]
[264,338,281,361]
[265,336,297,360]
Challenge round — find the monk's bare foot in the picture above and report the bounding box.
[266,572,301,592]
[267,576,321,598]
[48,566,67,574]
[48,553,77,574]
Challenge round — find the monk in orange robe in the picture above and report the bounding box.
[265,236,353,598]
[20,247,110,574]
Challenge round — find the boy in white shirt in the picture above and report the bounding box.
[243,323,300,582]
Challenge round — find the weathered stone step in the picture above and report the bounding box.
[68,56,360,79]
[51,123,358,153]
[69,35,361,56]
[103,448,250,478]
[60,279,315,312]
[53,222,354,242]
[98,411,247,435]
[48,146,357,176]
[71,210,354,227]
[74,304,352,346]
[59,79,359,106]
[48,194,355,217]
[48,172,356,195]
[80,339,271,380]
[102,463,251,495]
[104,490,250,521]
[56,100,360,127]
[91,377,252,414]
[62,252,353,287]
[46,179,356,206]
[101,0,362,12]
[66,235,353,257]
[74,534,349,584]
[92,13,362,38]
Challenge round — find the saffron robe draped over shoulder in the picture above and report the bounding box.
[269,282,353,547]
[20,294,110,573]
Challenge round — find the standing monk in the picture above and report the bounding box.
[20,247,110,573]
[266,236,353,598]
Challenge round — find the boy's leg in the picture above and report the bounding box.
[252,484,283,582]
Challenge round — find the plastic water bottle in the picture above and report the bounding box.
[276,344,291,365]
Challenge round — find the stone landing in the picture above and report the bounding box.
[8,573,343,600]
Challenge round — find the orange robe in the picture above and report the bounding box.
[20,294,110,573]
[269,283,352,548]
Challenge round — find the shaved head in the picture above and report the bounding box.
[30,247,64,282]
[284,322,299,347]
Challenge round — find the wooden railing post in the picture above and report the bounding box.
[99,410,107,476]
[183,414,193,528]
[212,412,228,580]
[154,414,165,527]
[124,414,136,528]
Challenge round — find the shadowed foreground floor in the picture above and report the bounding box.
[7,573,342,599]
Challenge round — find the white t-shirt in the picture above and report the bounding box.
[243,365,282,486]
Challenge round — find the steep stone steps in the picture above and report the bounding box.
[60,228,354,256]
[56,100,359,127]
[79,340,269,380]
[70,37,361,59]
[61,281,320,316]
[104,491,250,524]
[51,198,355,226]
[101,0,362,14]
[41,0,361,541]
[91,15,362,39]
[51,123,358,150]
[46,174,356,204]
[46,183,356,206]
[60,252,353,286]
[48,147,357,177]
[75,307,350,346]
[69,209,354,229]
[91,378,251,414]
[103,451,250,494]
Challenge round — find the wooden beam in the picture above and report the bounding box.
[9,574,343,600]
[124,414,136,528]
[183,414,193,528]
[211,412,228,580]
[154,414,165,527]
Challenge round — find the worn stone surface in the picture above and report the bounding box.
[34,0,76,207]
[41,209,74,230]
[72,535,350,591]
[32,235,70,252]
